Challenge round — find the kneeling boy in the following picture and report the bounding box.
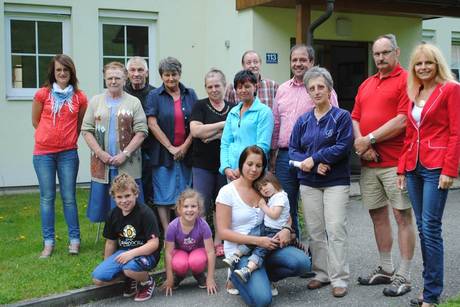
[92,173,161,302]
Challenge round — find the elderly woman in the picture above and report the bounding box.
[289,66,353,298]
[219,70,274,181]
[190,68,231,256]
[397,44,460,307]
[32,54,88,258]
[216,145,311,306]
[82,61,147,223]
[145,57,197,233]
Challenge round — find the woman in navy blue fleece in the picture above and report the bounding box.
[289,66,353,298]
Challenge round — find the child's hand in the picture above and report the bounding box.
[162,278,174,296]
[206,276,217,295]
[115,250,134,264]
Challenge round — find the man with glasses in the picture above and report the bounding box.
[351,34,415,297]
[224,50,278,108]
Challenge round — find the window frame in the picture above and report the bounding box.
[5,13,70,100]
[99,12,157,91]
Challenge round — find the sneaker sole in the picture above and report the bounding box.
[383,285,411,297]
[234,271,248,283]
[358,276,392,286]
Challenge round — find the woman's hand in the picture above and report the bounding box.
[257,236,279,250]
[162,277,174,296]
[300,157,314,172]
[97,150,112,164]
[206,276,218,295]
[317,163,331,175]
[439,174,454,190]
[110,152,128,166]
[397,175,406,190]
[224,168,240,181]
[273,228,292,248]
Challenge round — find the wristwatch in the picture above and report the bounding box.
[368,133,377,145]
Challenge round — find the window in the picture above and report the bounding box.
[99,10,157,88]
[451,33,460,81]
[5,5,70,99]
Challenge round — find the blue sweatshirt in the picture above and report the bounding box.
[219,97,274,174]
[289,106,353,188]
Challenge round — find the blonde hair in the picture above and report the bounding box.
[109,173,139,197]
[103,61,127,78]
[407,43,455,101]
[175,188,205,216]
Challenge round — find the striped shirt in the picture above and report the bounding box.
[224,76,279,109]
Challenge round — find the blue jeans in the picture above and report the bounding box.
[275,149,300,238]
[406,164,448,304]
[192,167,226,214]
[231,246,311,307]
[92,250,157,281]
[238,224,279,267]
[33,149,80,246]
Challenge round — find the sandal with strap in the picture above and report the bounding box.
[215,244,224,257]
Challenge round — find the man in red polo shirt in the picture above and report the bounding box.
[351,34,415,297]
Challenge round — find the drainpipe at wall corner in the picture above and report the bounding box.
[307,0,335,46]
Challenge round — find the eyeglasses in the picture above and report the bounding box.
[373,49,394,58]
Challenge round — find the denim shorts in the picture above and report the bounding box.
[92,249,157,281]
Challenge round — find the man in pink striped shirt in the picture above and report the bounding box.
[270,44,338,238]
[224,50,278,109]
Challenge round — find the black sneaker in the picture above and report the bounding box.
[123,278,137,297]
[234,267,251,283]
[194,273,207,289]
[383,274,411,297]
[409,297,423,306]
[173,275,185,290]
[357,266,393,285]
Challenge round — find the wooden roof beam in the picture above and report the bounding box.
[236,0,274,10]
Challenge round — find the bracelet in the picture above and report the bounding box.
[282,226,293,233]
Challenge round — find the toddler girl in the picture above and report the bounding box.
[163,189,217,295]
[223,172,291,282]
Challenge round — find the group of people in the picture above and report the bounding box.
[31,32,459,307]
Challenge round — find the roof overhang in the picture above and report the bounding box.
[236,0,460,18]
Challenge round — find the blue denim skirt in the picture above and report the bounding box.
[153,161,191,205]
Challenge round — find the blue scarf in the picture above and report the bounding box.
[51,83,74,125]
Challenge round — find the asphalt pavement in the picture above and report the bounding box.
[81,189,460,307]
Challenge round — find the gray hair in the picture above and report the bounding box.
[204,68,226,87]
[290,44,315,62]
[303,66,334,91]
[126,57,148,71]
[241,50,261,65]
[374,33,399,50]
[158,57,182,76]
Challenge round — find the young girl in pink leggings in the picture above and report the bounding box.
[163,189,217,295]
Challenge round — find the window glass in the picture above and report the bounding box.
[12,55,36,88]
[11,20,35,53]
[38,22,62,54]
[103,24,124,56]
[127,26,148,57]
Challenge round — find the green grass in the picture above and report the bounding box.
[0,189,163,304]
[440,295,460,307]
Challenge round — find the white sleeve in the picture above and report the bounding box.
[269,192,286,207]
[215,184,234,207]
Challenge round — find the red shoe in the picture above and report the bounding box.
[215,244,224,257]
[134,277,155,302]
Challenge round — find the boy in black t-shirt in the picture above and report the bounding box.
[92,174,161,302]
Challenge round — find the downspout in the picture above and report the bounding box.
[307,0,335,46]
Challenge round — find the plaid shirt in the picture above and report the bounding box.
[224,76,279,109]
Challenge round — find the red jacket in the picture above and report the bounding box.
[397,82,460,178]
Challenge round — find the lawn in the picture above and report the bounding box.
[0,189,163,304]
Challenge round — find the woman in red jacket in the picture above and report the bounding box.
[397,43,460,307]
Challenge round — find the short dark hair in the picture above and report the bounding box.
[254,172,283,192]
[290,44,315,62]
[238,145,267,180]
[44,54,79,91]
[233,69,258,90]
[158,56,182,76]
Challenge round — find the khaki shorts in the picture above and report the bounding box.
[360,167,411,210]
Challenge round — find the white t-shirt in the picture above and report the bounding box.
[215,182,264,257]
[264,191,290,230]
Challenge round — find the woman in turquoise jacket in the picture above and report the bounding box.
[219,70,274,180]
